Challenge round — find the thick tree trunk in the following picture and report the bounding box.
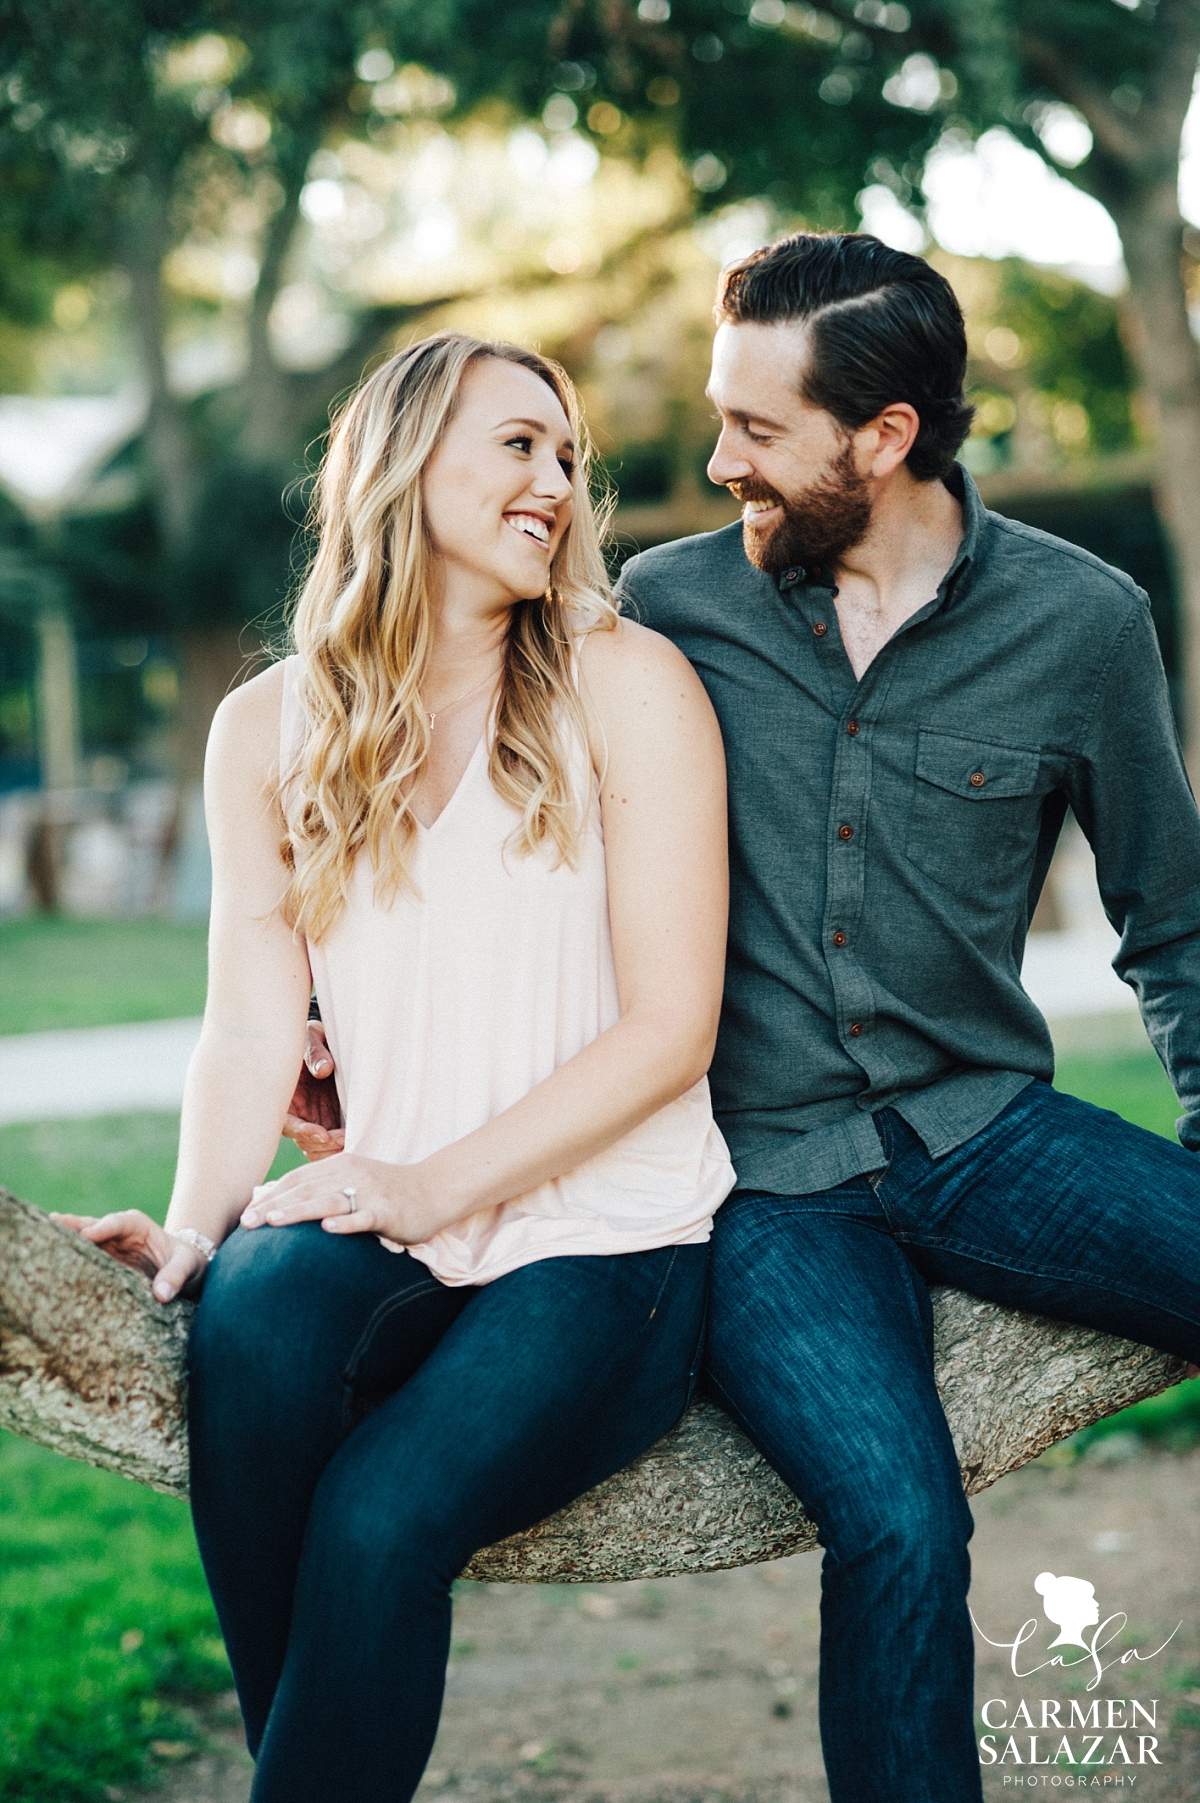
[1110,186,1200,759]
[0,1187,1183,1582]
[1021,0,1200,755]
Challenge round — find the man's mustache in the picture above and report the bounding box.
[727,478,786,510]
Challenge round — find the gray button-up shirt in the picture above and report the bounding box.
[617,465,1200,1195]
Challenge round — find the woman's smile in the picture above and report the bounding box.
[503,508,554,547]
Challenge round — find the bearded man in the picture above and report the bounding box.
[612,232,1200,1801]
[288,233,1200,1801]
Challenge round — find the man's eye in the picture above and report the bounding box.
[746,429,773,445]
[506,435,533,454]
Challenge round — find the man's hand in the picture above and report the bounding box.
[282,1021,345,1161]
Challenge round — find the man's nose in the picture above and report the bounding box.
[707,425,753,489]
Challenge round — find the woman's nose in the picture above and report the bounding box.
[532,451,574,501]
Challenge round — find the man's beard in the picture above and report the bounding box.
[732,439,873,576]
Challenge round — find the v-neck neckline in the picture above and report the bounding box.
[413,731,487,835]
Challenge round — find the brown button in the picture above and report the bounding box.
[970,771,985,788]
[838,823,854,840]
[813,621,828,637]
[846,720,859,736]
[849,1022,862,1037]
[832,930,847,947]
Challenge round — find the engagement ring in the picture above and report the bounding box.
[342,1187,357,1214]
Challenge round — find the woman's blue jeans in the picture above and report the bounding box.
[707,1080,1200,1803]
[187,1225,707,1802]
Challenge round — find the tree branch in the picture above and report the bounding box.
[0,1186,1184,1582]
[1019,32,1146,171]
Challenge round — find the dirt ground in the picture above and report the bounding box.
[154,1443,1200,1803]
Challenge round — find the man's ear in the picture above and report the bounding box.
[858,402,920,479]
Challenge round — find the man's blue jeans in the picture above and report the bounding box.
[707,1079,1200,1803]
[187,1225,708,1803]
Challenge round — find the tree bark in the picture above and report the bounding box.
[0,1186,1183,1582]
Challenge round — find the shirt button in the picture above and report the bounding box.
[970,771,985,787]
[784,568,799,584]
[832,930,847,947]
[813,621,828,637]
[846,720,859,736]
[849,1022,862,1037]
[838,823,854,840]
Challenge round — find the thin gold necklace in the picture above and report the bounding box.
[421,663,502,732]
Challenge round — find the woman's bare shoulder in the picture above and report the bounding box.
[577,618,720,770]
[577,615,701,702]
[207,660,289,782]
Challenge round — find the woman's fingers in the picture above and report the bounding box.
[242,1185,347,1228]
[152,1242,205,1304]
[48,1212,97,1232]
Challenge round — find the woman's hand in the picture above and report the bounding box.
[48,1210,207,1304]
[240,1152,449,1247]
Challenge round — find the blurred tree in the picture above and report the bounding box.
[0,0,593,775]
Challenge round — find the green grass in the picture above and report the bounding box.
[1055,1045,1183,1145]
[0,918,208,1037]
[0,1435,229,1802]
[0,1113,303,1220]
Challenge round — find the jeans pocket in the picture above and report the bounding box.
[343,1280,445,1398]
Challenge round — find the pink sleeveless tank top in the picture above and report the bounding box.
[279,656,735,1286]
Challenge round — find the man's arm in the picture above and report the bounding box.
[1067,596,1200,1147]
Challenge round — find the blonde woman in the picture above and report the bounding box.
[55,333,734,1800]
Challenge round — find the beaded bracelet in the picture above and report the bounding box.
[173,1227,216,1263]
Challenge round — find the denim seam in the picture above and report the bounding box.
[342,1281,445,1383]
[647,1246,679,1322]
[902,1236,1200,1336]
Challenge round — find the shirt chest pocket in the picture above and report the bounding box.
[905,729,1043,893]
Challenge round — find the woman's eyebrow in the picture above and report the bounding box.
[496,415,576,454]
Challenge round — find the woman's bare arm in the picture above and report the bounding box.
[55,664,312,1298]
[245,620,728,1244]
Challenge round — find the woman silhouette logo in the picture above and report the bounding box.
[1035,1571,1101,1649]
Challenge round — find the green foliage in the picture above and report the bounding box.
[0,916,209,1036]
[995,262,1139,455]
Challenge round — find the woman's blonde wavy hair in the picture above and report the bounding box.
[281,330,618,942]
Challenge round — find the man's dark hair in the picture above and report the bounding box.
[716,233,974,482]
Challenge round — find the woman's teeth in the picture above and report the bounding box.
[505,512,551,545]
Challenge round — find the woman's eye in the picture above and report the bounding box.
[558,459,575,478]
[506,435,533,454]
